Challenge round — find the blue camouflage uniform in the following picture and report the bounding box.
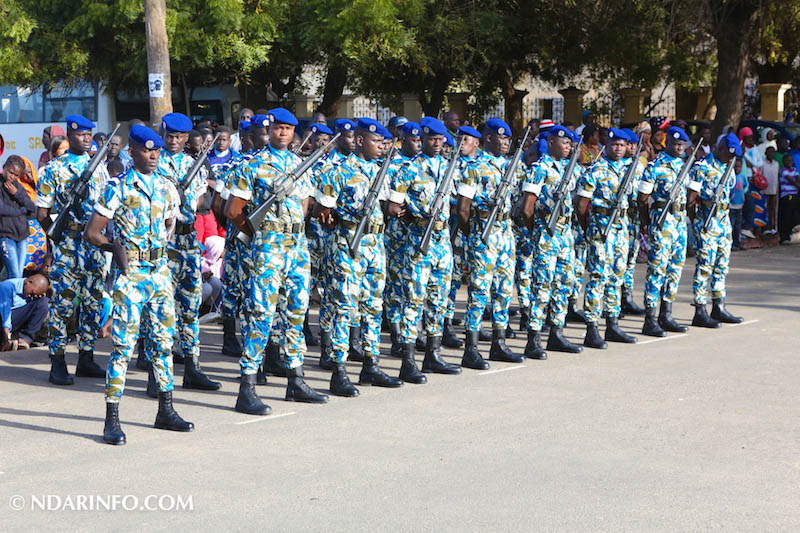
[383,151,416,326]
[512,158,534,312]
[446,148,480,320]
[622,154,645,297]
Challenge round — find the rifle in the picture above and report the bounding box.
[545,134,584,237]
[236,133,341,244]
[480,126,532,244]
[702,158,736,231]
[347,143,397,258]
[602,139,644,241]
[47,123,121,242]
[655,143,702,230]
[177,133,219,205]
[420,137,465,255]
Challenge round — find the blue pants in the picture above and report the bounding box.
[12,296,49,343]
[1,238,28,279]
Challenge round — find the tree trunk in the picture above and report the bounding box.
[419,72,451,118]
[710,0,760,137]
[144,0,172,128]
[317,61,348,117]
[500,69,527,137]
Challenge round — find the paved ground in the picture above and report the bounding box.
[1,246,799,532]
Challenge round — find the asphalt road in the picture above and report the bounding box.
[1,245,799,532]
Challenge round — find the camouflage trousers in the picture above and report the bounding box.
[48,235,105,357]
[513,225,535,310]
[220,222,247,322]
[465,218,515,332]
[644,210,687,309]
[571,225,586,300]
[624,214,641,294]
[692,207,732,305]
[329,230,385,362]
[106,263,175,403]
[400,226,453,342]
[240,232,310,375]
[383,217,407,325]
[317,228,335,334]
[445,221,467,320]
[528,222,575,330]
[583,215,628,323]
[307,217,326,294]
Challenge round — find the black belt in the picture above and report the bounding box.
[413,218,447,231]
[259,221,305,234]
[592,206,622,217]
[126,248,165,262]
[475,209,510,222]
[338,219,385,234]
[654,201,686,214]
[536,211,571,226]
[175,222,195,235]
[701,199,729,211]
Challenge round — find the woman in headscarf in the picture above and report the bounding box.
[758,127,778,157]
[634,121,655,161]
[17,158,48,272]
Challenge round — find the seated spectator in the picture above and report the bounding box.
[779,154,800,244]
[0,272,50,351]
[1,157,38,279]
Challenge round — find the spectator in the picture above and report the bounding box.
[578,124,602,166]
[651,128,665,156]
[563,120,576,131]
[442,111,461,136]
[93,132,108,148]
[762,146,780,236]
[0,272,50,351]
[778,154,800,244]
[694,125,713,158]
[230,107,254,152]
[575,110,595,135]
[104,134,124,171]
[758,128,778,159]
[729,157,746,250]
[38,135,69,175]
[37,125,66,169]
[740,127,763,240]
[776,136,790,173]
[208,126,236,166]
[527,118,541,139]
[0,156,37,279]
[634,121,655,161]
[18,157,38,202]
[118,118,145,168]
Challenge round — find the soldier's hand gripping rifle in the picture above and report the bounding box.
[480,126,531,244]
[545,134,583,237]
[177,132,219,206]
[347,143,397,258]
[702,158,736,232]
[420,136,465,255]
[655,142,702,230]
[602,138,644,241]
[236,133,340,244]
[47,123,121,242]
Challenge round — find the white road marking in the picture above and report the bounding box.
[638,334,689,345]
[235,412,296,425]
[727,319,760,328]
[477,365,527,376]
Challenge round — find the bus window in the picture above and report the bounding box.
[0,86,45,124]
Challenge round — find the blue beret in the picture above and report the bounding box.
[161,112,193,133]
[606,128,628,143]
[458,125,482,139]
[356,117,383,135]
[444,132,454,147]
[309,123,333,136]
[622,128,639,144]
[336,119,357,132]
[268,107,298,126]
[719,132,743,157]
[548,125,571,140]
[129,124,164,149]
[239,120,251,132]
[420,117,447,136]
[666,126,690,143]
[65,114,95,132]
[250,114,269,128]
[388,116,408,128]
[486,118,512,137]
[569,130,581,143]
[401,122,421,136]
[374,124,391,139]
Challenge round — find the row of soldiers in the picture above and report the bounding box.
[35,109,744,445]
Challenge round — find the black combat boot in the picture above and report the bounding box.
[711,298,743,324]
[172,348,185,365]
[489,329,525,363]
[583,322,608,349]
[658,301,688,333]
[348,326,365,362]
[381,314,390,333]
[621,288,645,316]
[422,336,462,374]
[415,332,426,351]
[103,403,126,445]
[135,340,148,370]
[76,350,105,378]
[286,366,329,404]
[399,343,427,384]
[519,307,530,331]
[442,318,463,348]
[389,322,403,358]
[330,363,359,397]
[360,355,403,388]
[303,315,319,347]
[524,330,547,360]
[256,356,268,385]
[146,363,158,398]
[478,326,492,342]
[605,316,637,343]
[221,317,243,357]
[692,304,720,328]
[566,298,588,324]
[461,331,489,370]
[266,341,288,377]
[504,324,516,339]
[318,331,334,370]
[183,356,222,390]
[235,374,272,415]
[49,353,74,386]
[154,391,194,431]
[546,325,583,353]
[642,306,666,337]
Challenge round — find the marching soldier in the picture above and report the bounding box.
[518,126,584,359]
[575,128,638,349]
[638,126,693,337]
[85,124,193,445]
[456,118,525,369]
[225,108,328,416]
[620,128,645,316]
[388,117,461,377]
[689,133,744,327]
[315,118,405,395]
[37,115,109,385]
